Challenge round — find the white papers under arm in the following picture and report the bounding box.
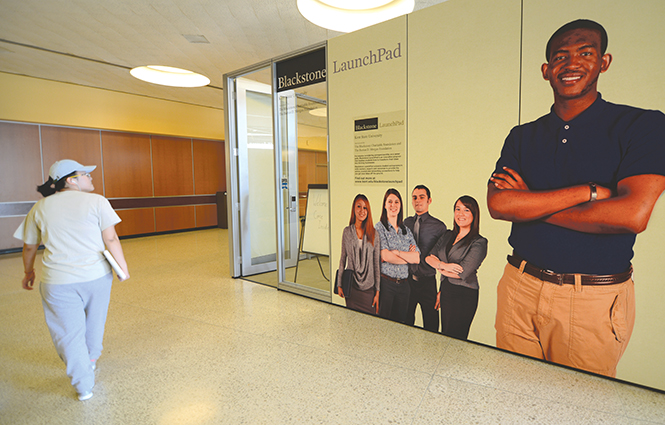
[103,250,127,280]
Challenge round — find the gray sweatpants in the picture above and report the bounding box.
[40,273,113,394]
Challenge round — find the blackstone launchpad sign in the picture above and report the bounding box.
[276,48,326,92]
[354,111,406,185]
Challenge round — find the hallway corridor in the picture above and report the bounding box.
[1,229,663,424]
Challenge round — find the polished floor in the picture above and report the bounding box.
[246,254,330,292]
[1,229,664,424]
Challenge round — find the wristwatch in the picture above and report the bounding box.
[588,182,597,202]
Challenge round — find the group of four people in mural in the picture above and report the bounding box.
[336,186,487,341]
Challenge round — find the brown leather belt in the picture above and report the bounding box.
[381,274,407,284]
[507,254,632,286]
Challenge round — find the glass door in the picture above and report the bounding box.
[275,84,330,301]
[224,46,328,294]
[234,70,278,278]
[276,89,300,273]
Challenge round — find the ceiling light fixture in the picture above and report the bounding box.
[182,34,210,44]
[309,107,327,117]
[130,66,210,88]
[297,0,414,33]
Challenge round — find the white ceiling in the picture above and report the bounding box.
[0,0,447,111]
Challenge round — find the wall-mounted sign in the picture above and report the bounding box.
[353,110,406,185]
[276,47,326,92]
[332,42,402,75]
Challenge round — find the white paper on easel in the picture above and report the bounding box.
[103,250,127,280]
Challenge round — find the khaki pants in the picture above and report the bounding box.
[495,262,635,377]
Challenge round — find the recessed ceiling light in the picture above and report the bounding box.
[297,0,414,33]
[130,66,210,87]
[182,34,210,44]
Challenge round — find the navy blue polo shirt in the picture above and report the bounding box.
[492,94,665,274]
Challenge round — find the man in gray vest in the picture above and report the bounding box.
[404,185,447,332]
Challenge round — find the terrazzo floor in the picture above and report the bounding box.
[1,228,664,424]
[245,255,330,291]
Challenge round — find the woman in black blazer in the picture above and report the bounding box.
[426,195,487,339]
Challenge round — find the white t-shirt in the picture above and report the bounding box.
[14,190,121,284]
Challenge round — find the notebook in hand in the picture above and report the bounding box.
[103,250,127,280]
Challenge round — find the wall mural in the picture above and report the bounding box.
[328,2,665,391]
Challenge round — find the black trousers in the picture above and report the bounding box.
[439,278,478,340]
[378,276,410,324]
[405,275,439,332]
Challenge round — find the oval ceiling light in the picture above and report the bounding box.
[309,107,327,117]
[130,65,210,87]
[297,0,414,33]
[319,0,392,10]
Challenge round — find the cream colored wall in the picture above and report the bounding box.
[0,72,224,140]
[407,0,522,341]
[520,0,665,391]
[328,17,408,306]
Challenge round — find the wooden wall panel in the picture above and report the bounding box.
[1,119,224,250]
[298,150,317,194]
[0,122,42,202]
[297,150,328,217]
[155,206,196,232]
[40,126,103,195]
[115,208,155,237]
[102,132,152,198]
[195,204,217,227]
[315,152,328,184]
[315,164,328,184]
[0,217,26,250]
[193,139,226,195]
[299,198,307,217]
[152,136,194,197]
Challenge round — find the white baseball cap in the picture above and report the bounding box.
[49,159,97,181]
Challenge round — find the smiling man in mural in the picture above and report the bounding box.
[403,185,447,332]
[487,19,665,377]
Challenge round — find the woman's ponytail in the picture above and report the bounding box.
[36,172,74,197]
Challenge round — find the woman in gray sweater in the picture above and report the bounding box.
[426,195,487,340]
[337,194,381,314]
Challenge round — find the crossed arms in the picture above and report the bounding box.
[381,245,420,264]
[488,167,665,234]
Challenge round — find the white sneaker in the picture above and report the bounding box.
[78,391,93,401]
[91,359,97,371]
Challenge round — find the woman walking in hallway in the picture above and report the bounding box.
[14,159,129,401]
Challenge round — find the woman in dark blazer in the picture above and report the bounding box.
[337,194,381,314]
[426,195,487,340]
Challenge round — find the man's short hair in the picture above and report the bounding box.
[413,184,431,199]
[545,19,608,61]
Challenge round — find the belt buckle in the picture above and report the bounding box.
[545,269,564,285]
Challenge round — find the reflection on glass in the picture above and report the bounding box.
[246,90,276,265]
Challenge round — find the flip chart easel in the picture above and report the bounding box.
[294,184,329,282]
